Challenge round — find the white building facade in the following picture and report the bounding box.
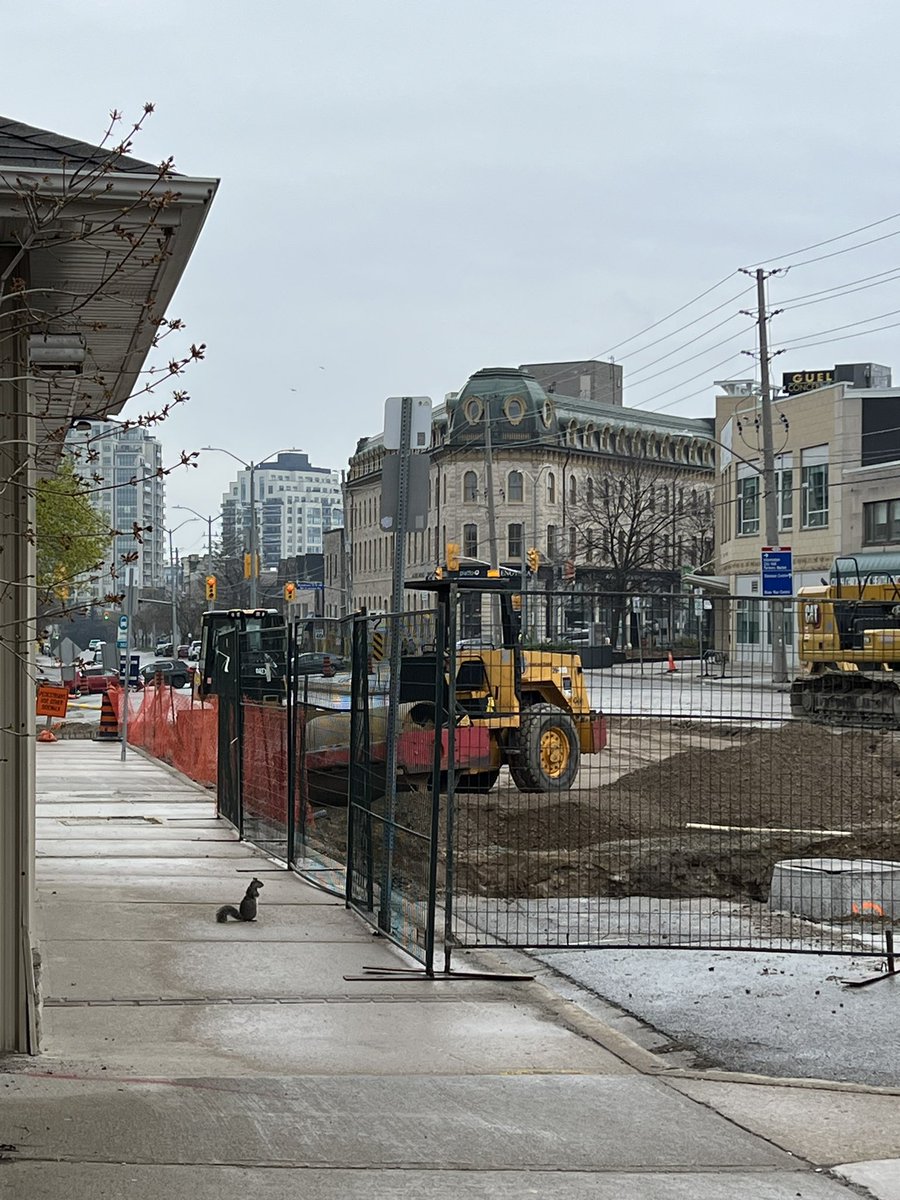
[220,451,343,569]
[65,421,166,598]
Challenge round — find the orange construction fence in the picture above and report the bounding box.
[108,682,218,788]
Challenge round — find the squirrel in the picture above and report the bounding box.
[216,877,264,923]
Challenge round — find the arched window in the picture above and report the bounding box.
[507,470,524,502]
[463,470,478,503]
[547,472,556,503]
[569,475,577,504]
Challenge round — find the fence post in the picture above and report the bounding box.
[424,600,447,977]
[286,620,296,867]
[443,582,459,973]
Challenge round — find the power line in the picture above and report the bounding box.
[599,271,740,357]
[747,210,900,268]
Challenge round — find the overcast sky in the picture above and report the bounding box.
[8,1,900,556]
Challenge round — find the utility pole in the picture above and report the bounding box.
[168,528,178,652]
[248,462,258,608]
[755,267,789,684]
[483,400,499,569]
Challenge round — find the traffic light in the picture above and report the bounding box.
[205,575,217,601]
[526,547,540,574]
[243,552,260,579]
[446,542,460,572]
[284,582,297,603]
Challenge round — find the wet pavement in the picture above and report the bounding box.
[3,739,898,1199]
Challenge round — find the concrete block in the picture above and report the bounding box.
[768,857,900,921]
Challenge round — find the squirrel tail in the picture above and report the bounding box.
[216,905,241,922]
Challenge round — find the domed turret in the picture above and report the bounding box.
[447,367,557,446]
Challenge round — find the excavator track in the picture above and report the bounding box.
[790,673,900,730]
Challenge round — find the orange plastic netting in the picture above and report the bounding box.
[108,683,218,787]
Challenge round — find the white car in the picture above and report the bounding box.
[88,638,106,652]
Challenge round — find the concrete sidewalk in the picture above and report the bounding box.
[1,742,898,1198]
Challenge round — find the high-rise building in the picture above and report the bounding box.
[64,421,166,598]
[220,451,343,569]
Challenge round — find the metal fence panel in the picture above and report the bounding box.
[445,588,900,960]
[238,624,289,862]
[345,608,444,968]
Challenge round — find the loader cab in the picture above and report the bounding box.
[196,608,283,698]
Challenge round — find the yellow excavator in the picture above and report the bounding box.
[791,553,900,727]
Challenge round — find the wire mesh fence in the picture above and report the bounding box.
[444,588,900,960]
[345,607,444,966]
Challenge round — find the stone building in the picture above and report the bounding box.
[346,365,715,642]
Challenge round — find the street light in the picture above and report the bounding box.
[171,505,224,610]
[165,518,201,650]
[201,446,302,608]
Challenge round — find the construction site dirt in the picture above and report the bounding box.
[310,719,900,908]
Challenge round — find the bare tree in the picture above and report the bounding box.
[570,458,713,644]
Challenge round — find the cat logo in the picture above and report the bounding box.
[803,602,821,628]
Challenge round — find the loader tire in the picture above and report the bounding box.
[508,703,580,793]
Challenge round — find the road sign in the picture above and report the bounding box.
[119,653,140,684]
[296,580,324,590]
[761,548,793,597]
[118,614,129,631]
[383,396,432,450]
[116,637,127,649]
[36,684,69,719]
[380,451,430,531]
[372,631,386,662]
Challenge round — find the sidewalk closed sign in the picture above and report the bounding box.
[36,684,69,719]
[761,548,793,597]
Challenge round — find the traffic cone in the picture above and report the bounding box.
[666,650,677,674]
[322,654,334,678]
[95,691,120,741]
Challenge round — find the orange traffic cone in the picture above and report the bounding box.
[666,650,677,674]
[95,691,120,741]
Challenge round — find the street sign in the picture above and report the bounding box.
[119,653,140,684]
[36,684,69,719]
[118,614,129,631]
[383,396,432,450]
[116,637,127,649]
[761,548,793,597]
[296,581,324,590]
[380,451,430,531]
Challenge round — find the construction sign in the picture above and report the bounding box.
[372,631,386,662]
[36,684,69,719]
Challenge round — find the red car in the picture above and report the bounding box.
[67,665,136,695]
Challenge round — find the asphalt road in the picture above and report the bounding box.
[532,945,900,1088]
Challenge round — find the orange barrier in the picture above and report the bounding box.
[108,683,218,787]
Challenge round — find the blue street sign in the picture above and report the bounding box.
[761,549,793,597]
[296,581,324,590]
[118,614,129,631]
[119,653,140,683]
[116,637,127,649]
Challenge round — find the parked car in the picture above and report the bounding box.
[67,665,125,695]
[294,652,347,676]
[177,644,190,658]
[155,640,174,656]
[456,637,496,651]
[187,640,201,660]
[87,639,106,653]
[140,658,195,689]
